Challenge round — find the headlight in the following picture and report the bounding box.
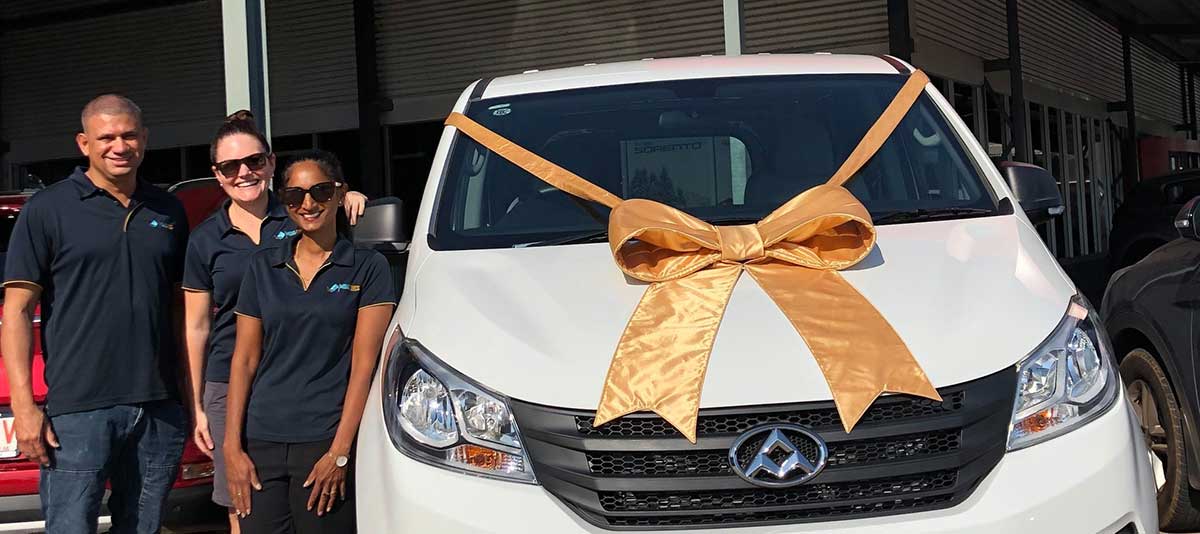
[383,338,536,483]
[1007,295,1119,451]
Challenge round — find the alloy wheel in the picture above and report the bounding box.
[1128,378,1169,490]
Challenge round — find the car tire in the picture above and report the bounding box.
[1121,348,1200,531]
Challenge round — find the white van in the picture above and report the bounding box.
[353,54,1157,533]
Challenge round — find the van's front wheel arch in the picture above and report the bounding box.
[1121,347,1200,531]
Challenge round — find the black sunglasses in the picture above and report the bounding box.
[280,181,342,208]
[214,153,269,177]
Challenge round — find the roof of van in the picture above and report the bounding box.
[480,54,909,99]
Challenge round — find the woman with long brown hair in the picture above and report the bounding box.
[181,112,367,533]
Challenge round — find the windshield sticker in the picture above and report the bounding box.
[489,103,512,116]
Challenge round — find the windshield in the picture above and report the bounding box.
[430,74,998,250]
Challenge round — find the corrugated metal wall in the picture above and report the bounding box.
[913,0,1123,105]
[266,0,360,135]
[0,1,224,162]
[3,0,121,19]
[914,0,1186,129]
[374,0,725,123]
[913,0,1006,62]
[1018,0,1123,104]
[742,0,888,54]
[1132,40,1184,126]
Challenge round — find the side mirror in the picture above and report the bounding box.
[352,197,408,298]
[352,197,408,250]
[1174,196,1200,240]
[999,161,1064,225]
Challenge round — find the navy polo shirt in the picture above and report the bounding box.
[235,237,394,442]
[182,196,297,383]
[3,167,189,416]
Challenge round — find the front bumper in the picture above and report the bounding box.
[0,483,221,533]
[356,387,1158,533]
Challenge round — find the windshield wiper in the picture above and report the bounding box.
[704,216,762,226]
[873,207,997,225]
[513,230,609,248]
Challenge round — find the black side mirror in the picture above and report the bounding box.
[353,197,409,297]
[1174,196,1200,240]
[999,161,1064,225]
[353,197,407,250]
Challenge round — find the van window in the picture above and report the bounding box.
[431,74,997,250]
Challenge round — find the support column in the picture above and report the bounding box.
[221,0,271,139]
[1005,0,1028,162]
[353,0,385,197]
[887,0,912,62]
[723,0,743,56]
[1122,31,1139,183]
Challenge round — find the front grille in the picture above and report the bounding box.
[510,367,1014,530]
[575,392,964,437]
[600,470,958,512]
[605,494,959,528]
[587,428,961,477]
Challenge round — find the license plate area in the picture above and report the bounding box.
[0,413,19,459]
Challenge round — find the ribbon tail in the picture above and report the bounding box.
[746,263,941,433]
[594,264,742,443]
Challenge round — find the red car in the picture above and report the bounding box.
[0,178,226,533]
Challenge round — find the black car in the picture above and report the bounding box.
[1108,170,1200,272]
[1103,194,1200,531]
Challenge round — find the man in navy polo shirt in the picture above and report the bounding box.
[1,95,189,533]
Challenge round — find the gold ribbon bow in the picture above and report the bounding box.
[445,69,940,443]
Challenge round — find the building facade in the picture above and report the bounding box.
[2,0,1198,262]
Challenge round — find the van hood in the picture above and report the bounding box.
[404,216,1075,409]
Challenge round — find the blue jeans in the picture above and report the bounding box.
[39,401,186,534]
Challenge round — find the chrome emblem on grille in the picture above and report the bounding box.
[728,424,828,488]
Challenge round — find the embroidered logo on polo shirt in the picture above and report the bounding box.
[328,283,361,293]
[275,229,300,240]
[149,219,175,230]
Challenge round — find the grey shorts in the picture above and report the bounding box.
[202,381,232,507]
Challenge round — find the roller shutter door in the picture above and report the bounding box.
[266,0,360,136]
[1194,72,1199,131]
[913,0,1007,64]
[1132,40,1183,127]
[915,0,1123,105]
[374,0,725,124]
[1,1,224,164]
[742,0,888,54]
[4,0,117,18]
[1018,0,1123,104]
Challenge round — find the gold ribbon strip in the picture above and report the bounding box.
[445,70,940,443]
